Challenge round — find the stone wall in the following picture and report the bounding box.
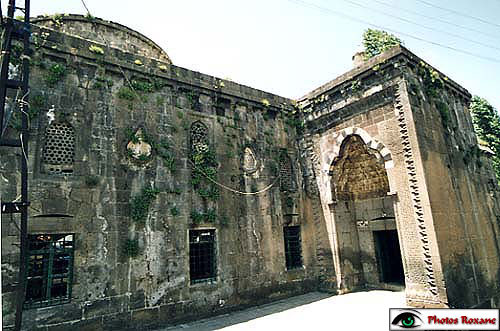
[0,21,331,330]
[31,14,171,63]
[2,16,499,331]
[404,61,500,308]
[298,45,500,307]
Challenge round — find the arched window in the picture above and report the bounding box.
[190,121,209,156]
[279,153,296,192]
[41,122,75,174]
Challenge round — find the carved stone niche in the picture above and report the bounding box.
[126,128,152,161]
[242,147,260,178]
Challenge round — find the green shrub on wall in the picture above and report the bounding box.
[117,87,136,101]
[45,63,66,87]
[170,206,180,217]
[123,239,140,258]
[470,96,500,184]
[191,147,220,201]
[130,187,160,224]
[362,29,402,60]
[190,209,217,225]
[84,175,100,187]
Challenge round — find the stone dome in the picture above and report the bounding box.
[31,14,171,63]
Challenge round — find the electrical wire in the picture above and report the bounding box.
[414,0,500,29]
[17,87,30,128]
[79,0,281,196]
[79,0,91,16]
[20,132,27,164]
[337,0,500,52]
[288,0,500,64]
[370,0,499,40]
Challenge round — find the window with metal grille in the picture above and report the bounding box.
[284,226,302,270]
[25,234,74,308]
[279,154,296,192]
[41,122,75,175]
[190,121,209,156]
[189,229,216,284]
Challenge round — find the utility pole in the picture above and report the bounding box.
[0,1,31,330]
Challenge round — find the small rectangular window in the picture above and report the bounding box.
[284,226,302,270]
[189,229,216,284]
[25,234,74,308]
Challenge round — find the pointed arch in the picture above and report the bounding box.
[190,121,209,156]
[279,152,296,192]
[330,134,389,200]
[322,127,393,174]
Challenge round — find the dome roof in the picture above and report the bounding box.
[32,14,171,63]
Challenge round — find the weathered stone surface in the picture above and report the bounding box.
[1,16,499,331]
[299,45,500,307]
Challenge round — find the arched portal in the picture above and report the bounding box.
[329,135,404,289]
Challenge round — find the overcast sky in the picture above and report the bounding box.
[9,0,500,110]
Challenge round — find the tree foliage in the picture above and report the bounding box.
[470,96,500,183]
[362,29,402,59]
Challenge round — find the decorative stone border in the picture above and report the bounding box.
[394,83,438,296]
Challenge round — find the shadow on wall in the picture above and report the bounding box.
[338,247,378,289]
[444,253,500,308]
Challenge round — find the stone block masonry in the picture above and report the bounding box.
[1,14,499,330]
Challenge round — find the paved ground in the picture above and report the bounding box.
[158,290,408,331]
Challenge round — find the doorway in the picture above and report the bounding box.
[329,135,404,289]
[373,230,404,285]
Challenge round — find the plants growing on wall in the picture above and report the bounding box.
[191,147,220,201]
[190,122,220,201]
[84,174,100,187]
[156,140,176,172]
[93,76,113,90]
[285,114,304,135]
[117,87,136,101]
[130,186,160,224]
[122,238,140,258]
[190,208,217,225]
[131,79,154,93]
[7,94,45,131]
[125,127,140,143]
[470,96,500,184]
[362,29,402,60]
[45,63,66,87]
[88,44,105,55]
[417,61,446,98]
[435,100,451,128]
[170,206,180,217]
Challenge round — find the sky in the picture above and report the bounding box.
[7,0,500,110]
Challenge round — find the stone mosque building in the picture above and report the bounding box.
[1,14,499,330]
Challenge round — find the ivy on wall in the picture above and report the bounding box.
[191,147,220,201]
[45,63,67,87]
[470,96,500,184]
[122,238,140,258]
[130,186,160,224]
[417,61,446,99]
[190,122,220,201]
[190,209,217,225]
